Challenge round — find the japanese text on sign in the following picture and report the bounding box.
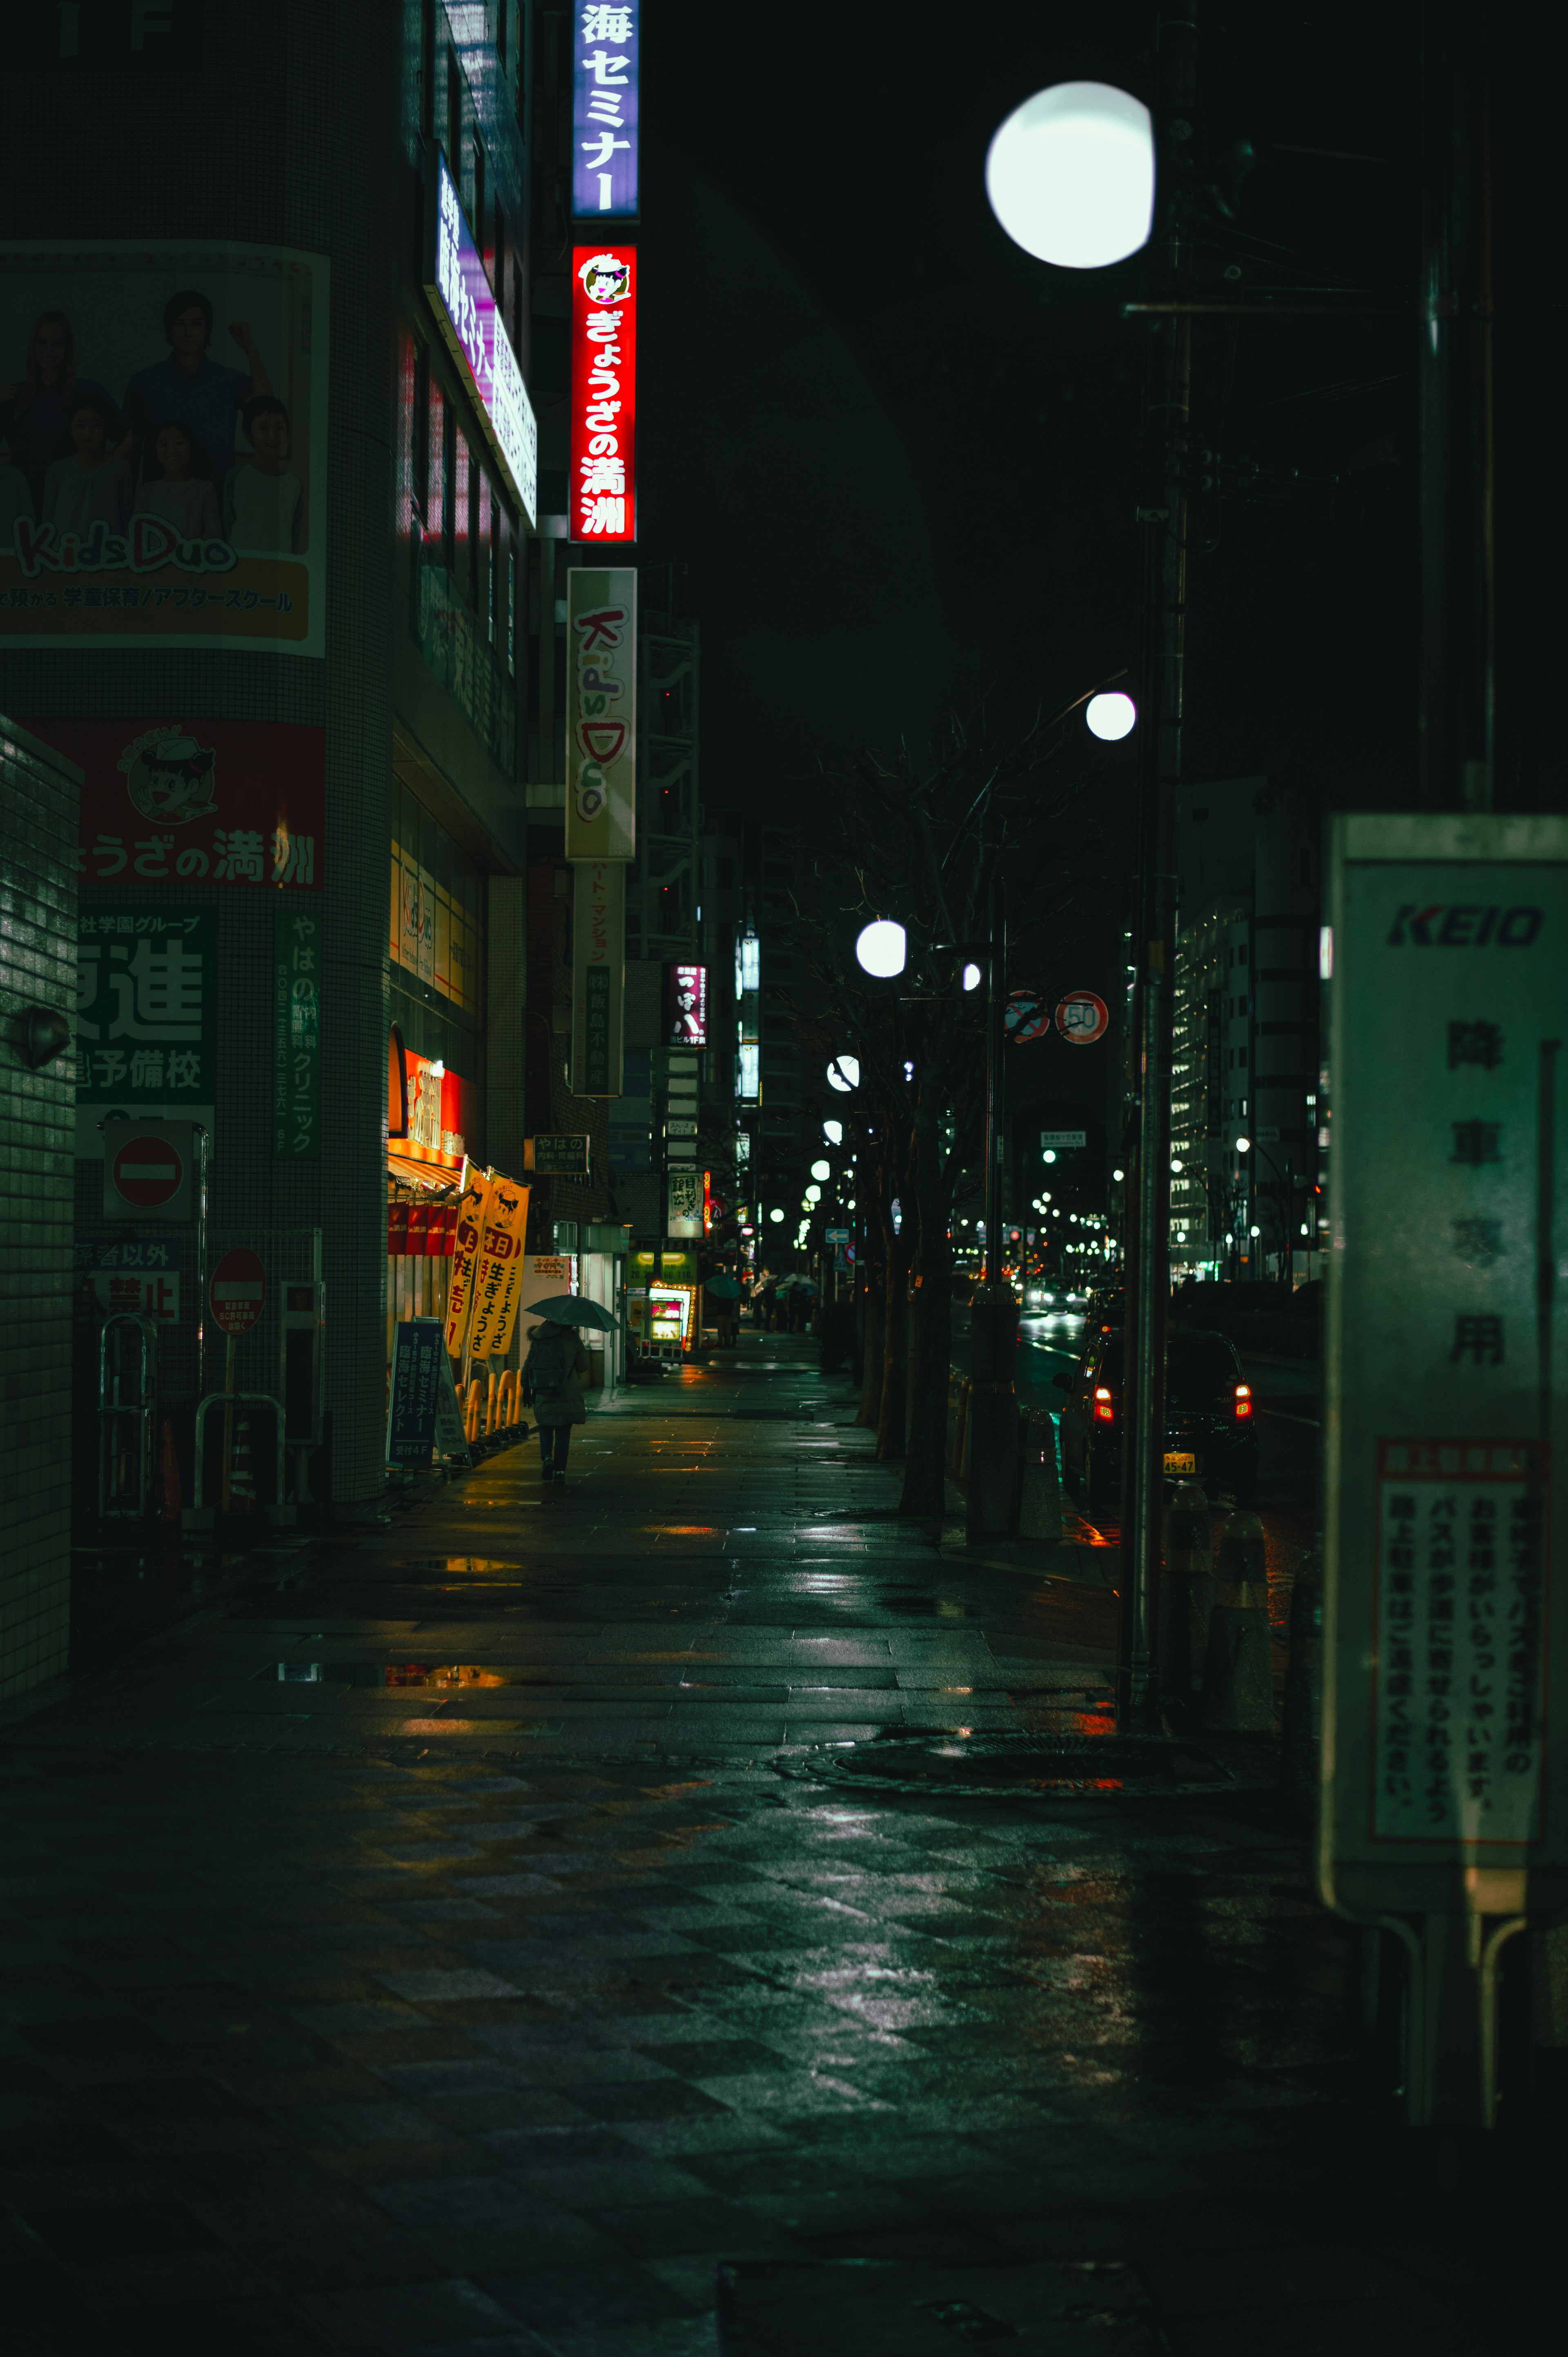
[1372,1438,1548,1844]
[274,902,321,1157]
[76,907,216,1115]
[572,4,639,220]
[570,247,636,544]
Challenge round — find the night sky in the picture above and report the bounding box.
[633,4,1555,1144]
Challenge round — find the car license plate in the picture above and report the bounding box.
[1163,1451,1197,1474]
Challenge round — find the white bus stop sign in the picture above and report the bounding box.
[1323,814,1568,1936]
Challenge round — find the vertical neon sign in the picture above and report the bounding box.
[570,246,637,545]
[572,3,639,219]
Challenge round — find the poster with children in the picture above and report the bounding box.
[0,242,327,655]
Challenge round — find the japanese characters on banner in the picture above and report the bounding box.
[466,1170,530,1362]
[572,4,640,219]
[33,719,325,888]
[75,906,216,1159]
[427,149,537,526]
[565,566,636,860]
[273,901,321,1158]
[572,860,625,1098]
[1320,814,1568,1911]
[0,242,328,653]
[570,247,636,545]
[666,962,707,1048]
[443,1161,492,1357]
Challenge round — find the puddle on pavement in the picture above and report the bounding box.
[270,1662,517,1687]
[779,1730,1270,1797]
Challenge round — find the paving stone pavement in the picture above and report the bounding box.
[2,1338,1559,2354]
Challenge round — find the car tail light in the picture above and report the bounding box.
[1234,1383,1252,1420]
[1094,1385,1115,1424]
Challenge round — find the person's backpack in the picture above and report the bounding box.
[527,1325,571,1397]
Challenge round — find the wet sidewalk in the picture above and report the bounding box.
[1,1339,1558,2354]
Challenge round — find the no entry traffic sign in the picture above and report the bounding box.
[1055,990,1110,1046]
[210,1246,266,1337]
[109,1131,185,1211]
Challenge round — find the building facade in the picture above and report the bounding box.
[2,4,579,1512]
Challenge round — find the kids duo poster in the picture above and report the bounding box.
[0,242,327,655]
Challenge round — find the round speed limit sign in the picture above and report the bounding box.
[1054,990,1109,1046]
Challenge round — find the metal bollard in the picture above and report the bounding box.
[1159,1481,1212,1705]
[1280,1546,1323,1818]
[1202,1508,1274,1732]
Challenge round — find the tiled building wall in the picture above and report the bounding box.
[0,725,80,1695]
[2,3,403,1504]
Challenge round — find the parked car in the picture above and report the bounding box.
[1056,1327,1257,1507]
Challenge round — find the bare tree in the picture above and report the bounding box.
[773,698,1117,1519]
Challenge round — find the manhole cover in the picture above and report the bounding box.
[777,1731,1256,1797]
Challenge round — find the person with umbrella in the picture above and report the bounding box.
[706,1270,742,1348]
[521,1293,612,1486]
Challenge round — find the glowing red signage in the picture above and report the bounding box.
[570,245,637,544]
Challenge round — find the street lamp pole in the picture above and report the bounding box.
[1117,8,1196,1727]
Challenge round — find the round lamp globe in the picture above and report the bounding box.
[985,83,1155,270]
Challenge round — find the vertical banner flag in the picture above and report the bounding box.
[273,900,321,1156]
[572,861,626,1097]
[565,566,637,859]
[444,1158,492,1358]
[572,3,640,219]
[570,246,636,545]
[466,1169,531,1362]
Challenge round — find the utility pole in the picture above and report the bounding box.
[1118,6,1196,1724]
[968,861,1018,1542]
[1419,0,1494,814]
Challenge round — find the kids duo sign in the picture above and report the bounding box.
[0,240,327,654]
[565,566,636,862]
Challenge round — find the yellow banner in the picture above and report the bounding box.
[443,1160,492,1358]
[466,1169,530,1361]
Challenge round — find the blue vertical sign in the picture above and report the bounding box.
[572,3,639,219]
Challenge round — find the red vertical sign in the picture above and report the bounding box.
[570,246,638,545]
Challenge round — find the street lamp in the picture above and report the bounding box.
[822,1119,843,1145]
[855,919,907,978]
[810,1159,830,1181]
[826,1055,860,1093]
[985,82,1154,269]
[962,961,982,992]
[1085,690,1137,741]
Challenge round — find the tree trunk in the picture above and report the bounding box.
[877,1228,911,1462]
[857,1262,884,1430]
[898,1191,953,1519]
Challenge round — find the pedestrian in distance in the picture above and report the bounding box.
[522,1319,591,1485]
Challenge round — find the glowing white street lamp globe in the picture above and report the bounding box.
[768,1206,785,1224]
[985,82,1155,270]
[827,1055,860,1093]
[855,919,907,979]
[1085,690,1137,742]
[823,1119,843,1145]
[1236,1135,1251,1154]
[962,962,982,992]
[805,1184,822,1204]
[1112,1167,1125,1181]
[810,1159,831,1182]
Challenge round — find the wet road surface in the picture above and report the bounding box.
[1,1336,1558,2355]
